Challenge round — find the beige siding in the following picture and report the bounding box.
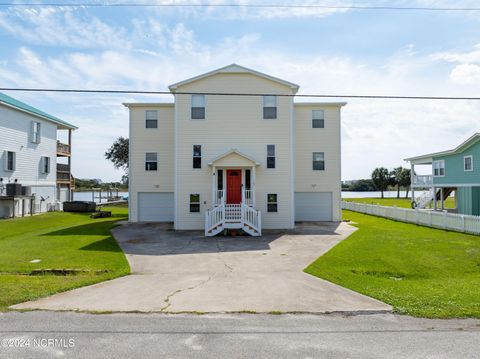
[175,73,295,230]
[129,105,174,222]
[294,104,342,221]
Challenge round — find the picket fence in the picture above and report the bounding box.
[342,201,480,235]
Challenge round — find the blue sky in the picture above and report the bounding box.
[1,1,480,181]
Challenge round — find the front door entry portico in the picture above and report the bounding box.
[226,169,242,204]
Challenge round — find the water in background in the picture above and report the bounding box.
[74,191,128,203]
[75,190,416,202]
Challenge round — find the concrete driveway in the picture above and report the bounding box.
[12,222,391,313]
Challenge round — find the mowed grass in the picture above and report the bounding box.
[0,206,130,311]
[305,210,480,318]
[344,196,455,209]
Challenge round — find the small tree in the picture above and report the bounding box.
[371,167,390,198]
[398,168,411,198]
[105,137,129,182]
[391,167,404,198]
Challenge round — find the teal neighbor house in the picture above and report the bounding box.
[405,133,480,216]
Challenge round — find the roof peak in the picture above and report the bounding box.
[169,64,300,92]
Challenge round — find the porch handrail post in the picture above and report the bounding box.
[252,166,256,207]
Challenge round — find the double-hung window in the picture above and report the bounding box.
[263,95,277,119]
[267,194,278,212]
[267,145,276,169]
[190,194,200,212]
[145,152,158,171]
[312,110,324,128]
[191,95,205,119]
[32,121,41,144]
[41,156,50,174]
[193,145,202,168]
[145,110,158,128]
[4,151,15,171]
[464,156,473,172]
[433,160,445,176]
[313,152,325,171]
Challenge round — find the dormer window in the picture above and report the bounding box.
[263,95,277,119]
[191,95,205,120]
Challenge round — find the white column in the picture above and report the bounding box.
[211,166,216,206]
[410,163,415,202]
[441,188,444,210]
[433,187,437,210]
[252,166,256,207]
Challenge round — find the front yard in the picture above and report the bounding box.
[0,206,130,311]
[305,210,480,318]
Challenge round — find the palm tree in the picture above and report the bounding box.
[371,167,390,198]
[391,167,404,198]
[399,168,411,198]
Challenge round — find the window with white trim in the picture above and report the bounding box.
[263,95,277,119]
[4,151,15,171]
[191,95,205,119]
[31,121,41,144]
[190,194,200,212]
[464,156,473,171]
[193,145,202,168]
[433,160,445,176]
[313,152,325,171]
[267,193,278,212]
[41,156,50,174]
[312,110,324,128]
[145,152,158,171]
[145,110,158,128]
[267,145,275,168]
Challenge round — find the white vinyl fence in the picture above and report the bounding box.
[342,201,480,235]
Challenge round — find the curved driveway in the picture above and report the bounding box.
[12,222,391,313]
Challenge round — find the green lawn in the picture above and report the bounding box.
[305,210,480,318]
[0,206,130,311]
[344,196,455,209]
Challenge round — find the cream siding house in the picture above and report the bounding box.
[125,64,345,236]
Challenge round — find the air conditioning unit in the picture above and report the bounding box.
[6,183,22,196]
[21,186,32,196]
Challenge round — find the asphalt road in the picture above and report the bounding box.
[0,311,479,359]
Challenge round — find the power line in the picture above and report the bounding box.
[1,87,479,100]
[0,2,479,11]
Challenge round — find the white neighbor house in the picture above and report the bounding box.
[0,93,77,218]
[125,64,345,236]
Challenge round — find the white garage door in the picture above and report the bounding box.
[295,192,333,221]
[138,192,174,222]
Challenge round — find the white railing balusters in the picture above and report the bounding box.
[342,201,480,235]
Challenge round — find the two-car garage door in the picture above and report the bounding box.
[295,192,333,221]
[138,192,174,222]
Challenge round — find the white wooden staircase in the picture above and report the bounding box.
[205,193,261,237]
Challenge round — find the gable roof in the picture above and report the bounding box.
[405,133,480,163]
[0,92,77,130]
[168,64,300,93]
[208,149,261,166]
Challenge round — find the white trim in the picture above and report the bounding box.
[464,155,473,172]
[173,94,178,229]
[290,96,295,228]
[123,103,174,108]
[432,160,445,177]
[405,132,480,162]
[190,94,206,121]
[294,102,347,107]
[168,63,300,92]
[266,193,278,213]
[128,107,133,221]
[208,149,260,166]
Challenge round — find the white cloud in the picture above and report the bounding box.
[450,63,480,84]
[0,7,131,49]
[1,17,480,181]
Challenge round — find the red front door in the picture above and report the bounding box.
[226,169,242,204]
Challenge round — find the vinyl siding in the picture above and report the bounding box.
[0,104,58,214]
[174,73,295,230]
[432,141,480,186]
[294,104,342,221]
[128,105,174,222]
